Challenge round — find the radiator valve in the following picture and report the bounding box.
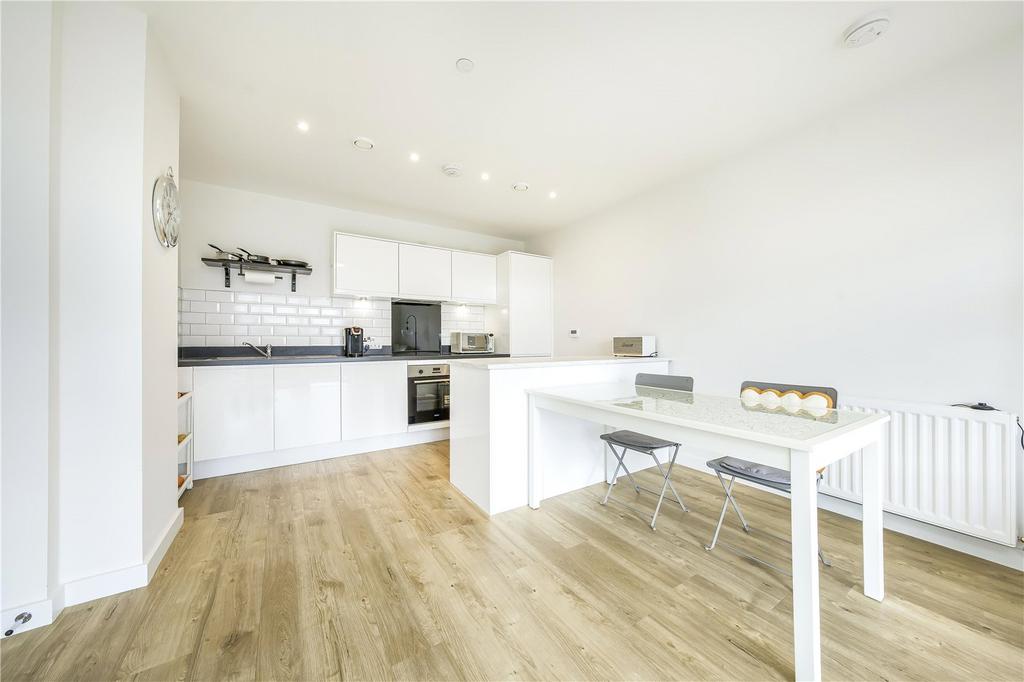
[3,612,31,637]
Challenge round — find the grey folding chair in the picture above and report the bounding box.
[704,381,837,573]
[599,373,694,530]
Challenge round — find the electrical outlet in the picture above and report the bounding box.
[569,328,580,338]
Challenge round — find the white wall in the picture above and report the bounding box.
[140,28,181,561]
[1,0,55,616]
[528,36,1023,419]
[56,2,148,585]
[178,180,524,295]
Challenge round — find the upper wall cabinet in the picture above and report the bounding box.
[333,233,399,297]
[451,251,497,304]
[398,244,452,300]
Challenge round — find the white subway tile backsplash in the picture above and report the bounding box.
[179,287,489,349]
[206,335,234,346]
[205,290,233,303]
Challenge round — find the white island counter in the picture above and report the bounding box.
[449,355,669,514]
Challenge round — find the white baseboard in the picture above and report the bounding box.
[2,595,60,638]
[62,563,148,607]
[145,508,184,582]
[194,428,449,480]
[818,494,1024,571]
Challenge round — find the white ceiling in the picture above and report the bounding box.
[139,1,1021,239]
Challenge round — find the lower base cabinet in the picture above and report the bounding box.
[194,366,275,461]
[274,364,342,450]
[341,362,408,440]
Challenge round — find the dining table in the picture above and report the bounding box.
[526,383,890,682]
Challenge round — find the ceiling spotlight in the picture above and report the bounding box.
[296,120,310,133]
[842,13,891,48]
[442,164,463,177]
[455,58,475,73]
[549,191,558,199]
[512,182,529,192]
[409,152,420,162]
[352,137,375,151]
[480,172,490,181]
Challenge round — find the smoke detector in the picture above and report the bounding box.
[456,58,475,73]
[352,137,375,151]
[511,182,529,192]
[842,13,891,48]
[442,164,463,177]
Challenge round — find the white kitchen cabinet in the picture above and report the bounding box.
[274,364,341,450]
[193,366,275,461]
[333,233,399,297]
[451,251,497,304]
[341,362,408,440]
[501,252,553,356]
[399,243,451,300]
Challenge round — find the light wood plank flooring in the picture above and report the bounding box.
[3,441,1022,680]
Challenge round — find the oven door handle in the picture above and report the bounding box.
[411,378,450,384]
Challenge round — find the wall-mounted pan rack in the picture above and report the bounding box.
[201,258,313,292]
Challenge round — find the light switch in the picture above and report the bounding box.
[569,328,580,338]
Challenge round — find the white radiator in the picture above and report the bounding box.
[821,397,1019,547]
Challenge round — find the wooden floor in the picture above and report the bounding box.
[3,442,1022,681]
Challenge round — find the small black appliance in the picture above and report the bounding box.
[344,327,365,357]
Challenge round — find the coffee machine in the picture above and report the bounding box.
[344,327,365,357]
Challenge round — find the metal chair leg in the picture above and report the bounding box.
[705,474,750,551]
[650,446,686,530]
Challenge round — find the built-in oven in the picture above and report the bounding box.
[408,364,450,424]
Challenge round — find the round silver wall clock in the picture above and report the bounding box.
[152,166,181,248]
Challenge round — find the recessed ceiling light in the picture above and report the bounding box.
[352,137,374,151]
[512,182,529,192]
[296,119,310,133]
[480,172,490,181]
[842,13,891,48]
[549,191,558,199]
[455,58,475,73]
[442,164,463,177]
[409,152,420,162]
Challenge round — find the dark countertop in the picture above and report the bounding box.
[178,346,509,367]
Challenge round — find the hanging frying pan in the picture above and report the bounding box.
[274,258,309,268]
[237,247,272,264]
[208,243,243,261]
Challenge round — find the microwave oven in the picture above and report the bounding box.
[451,332,495,354]
[613,336,657,357]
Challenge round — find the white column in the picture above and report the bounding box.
[861,437,885,601]
[789,450,822,682]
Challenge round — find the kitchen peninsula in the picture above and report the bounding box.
[448,356,669,514]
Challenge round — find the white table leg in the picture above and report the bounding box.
[861,437,885,601]
[527,394,541,509]
[790,450,822,682]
